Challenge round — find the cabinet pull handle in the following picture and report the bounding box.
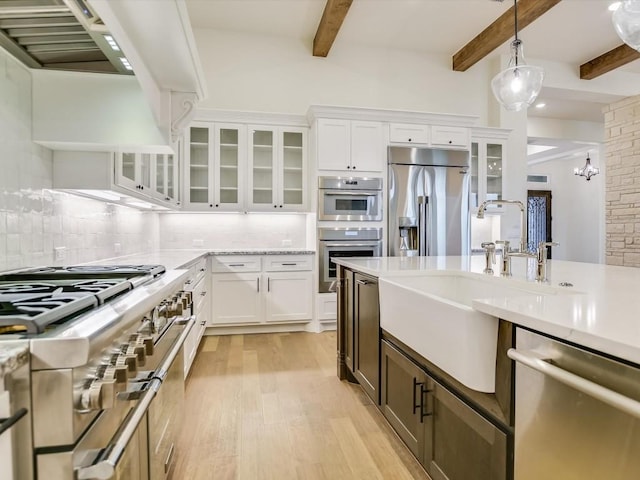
[281,263,297,266]
[412,378,422,415]
[200,291,206,296]
[257,278,260,292]
[268,277,270,292]
[356,279,369,286]
[228,264,245,267]
[413,379,432,422]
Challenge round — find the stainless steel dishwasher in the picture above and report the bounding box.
[508,328,640,480]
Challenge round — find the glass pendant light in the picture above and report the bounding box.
[612,1,640,50]
[491,0,544,111]
[574,153,600,181]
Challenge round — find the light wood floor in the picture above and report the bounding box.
[172,331,431,480]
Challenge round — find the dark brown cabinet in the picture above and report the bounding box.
[353,272,380,404]
[382,340,509,480]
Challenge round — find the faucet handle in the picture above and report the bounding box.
[495,240,510,252]
[537,241,559,261]
[481,242,496,274]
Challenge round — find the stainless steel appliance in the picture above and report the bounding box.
[388,146,470,256]
[508,328,640,479]
[0,341,31,480]
[0,264,194,480]
[318,176,383,221]
[318,227,382,293]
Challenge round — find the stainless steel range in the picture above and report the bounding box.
[0,264,194,480]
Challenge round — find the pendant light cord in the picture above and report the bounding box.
[513,0,519,66]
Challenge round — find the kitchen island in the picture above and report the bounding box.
[334,255,640,480]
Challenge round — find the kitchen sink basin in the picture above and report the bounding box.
[378,273,567,393]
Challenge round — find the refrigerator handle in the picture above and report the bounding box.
[418,196,429,256]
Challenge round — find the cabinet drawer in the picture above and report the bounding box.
[430,126,470,148]
[263,255,313,271]
[389,123,430,144]
[192,276,208,312]
[211,255,261,273]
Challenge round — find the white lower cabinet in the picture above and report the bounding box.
[210,255,313,327]
[211,273,262,324]
[183,256,209,376]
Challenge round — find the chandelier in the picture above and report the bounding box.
[574,153,599,181]
[612,1,640,50]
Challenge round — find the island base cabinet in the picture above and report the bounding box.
[381,340,510,480]
[381,340,428,463]
[353,272,380,404]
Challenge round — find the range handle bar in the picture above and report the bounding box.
[0,407,28,437]
[76,316,195,480]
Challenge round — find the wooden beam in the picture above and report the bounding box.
[580,44,640,80]
[313,0,353,57]
[453,0,562,72]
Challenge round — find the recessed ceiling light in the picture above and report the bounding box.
[535,102,546,108]
[119,57,133,71]
[103,34,120,51]
[609,2,621,11]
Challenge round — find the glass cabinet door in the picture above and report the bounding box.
[188,126,211,206]
[250,129,275,208]
[216,127,240,207]
[485,143,503,202]
[470,143,479,209]
[156,154,166,198]
[121,153,136,183]
[281,130,304,208]
[166,153,176,201]
[140,153,152,191]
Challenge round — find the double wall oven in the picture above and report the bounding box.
[0,265,194,480]
[317,176,384,294]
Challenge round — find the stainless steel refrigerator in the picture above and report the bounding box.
[388,146,470,256]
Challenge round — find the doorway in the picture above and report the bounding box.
[527,190,552,257]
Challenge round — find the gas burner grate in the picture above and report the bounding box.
[0,265,166,281]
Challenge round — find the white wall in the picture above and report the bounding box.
[0,47,160,272]
[194,29,494,122]
[527,150,605,263]
[158,213,309,250]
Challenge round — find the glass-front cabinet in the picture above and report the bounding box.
[114,151,179,207]
[248,126,307,211]
[470,128,509,211]
[184,122,245,211]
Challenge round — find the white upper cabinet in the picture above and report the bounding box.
[389,123,430,144]
[470,128,510,211]
[113,152,179,206]
[389,123,470,149]
[183,122,246,211]
[316,118,384,173]
[248,126,307,211]
[183,121,307,212]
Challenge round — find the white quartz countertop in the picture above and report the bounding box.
[333,255,640,365]
[0,342,29,378]
[84,249,315,270]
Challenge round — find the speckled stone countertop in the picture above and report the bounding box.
[0,342,29,378]
[83,249,315,270]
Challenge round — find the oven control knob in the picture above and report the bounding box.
[79,378,116,411]
[130,334,154,356]
[125,344,146,367]
[97,364,128,385]
[115,354,138,377]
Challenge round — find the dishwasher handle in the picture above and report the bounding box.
[508,348,640,420]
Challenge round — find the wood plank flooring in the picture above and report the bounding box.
[172,331,430,480]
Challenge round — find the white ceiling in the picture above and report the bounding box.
[184,0,636,145]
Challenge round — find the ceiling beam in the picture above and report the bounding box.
[452,0,562,72]
[580,44,640,80]
[313,0,353,57]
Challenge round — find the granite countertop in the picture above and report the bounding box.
[84,249,315,270]
[333,255,640,365]
[0,342,29,378]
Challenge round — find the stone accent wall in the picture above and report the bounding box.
[604,96,640,267]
